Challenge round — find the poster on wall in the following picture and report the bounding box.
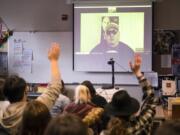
[13,39,33,73]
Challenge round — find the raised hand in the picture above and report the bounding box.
[48,42,60,61]
[129,54,142,76]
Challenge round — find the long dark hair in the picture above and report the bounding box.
[81,80,96,97]
[20,100,51,135]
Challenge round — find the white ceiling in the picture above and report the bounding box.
[0,0,73,32]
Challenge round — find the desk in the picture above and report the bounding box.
[96,87,124,102]
[155,106,172,120]
[155,106,165,120]
[155,106,170,120]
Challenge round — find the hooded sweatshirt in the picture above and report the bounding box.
[0,102,27,134]
[0,101,10,118]
[0,79,61,135]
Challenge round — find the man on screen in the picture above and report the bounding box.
[90,16,134,56]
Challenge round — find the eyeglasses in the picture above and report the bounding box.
[106,29,118,35]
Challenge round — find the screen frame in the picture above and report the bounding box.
[73,1,152,72]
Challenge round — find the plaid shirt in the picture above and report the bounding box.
[126,75,158,135]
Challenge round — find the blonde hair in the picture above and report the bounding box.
[74,85,91,104]
[83,107,104,126]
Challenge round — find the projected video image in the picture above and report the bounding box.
[80,13,144,54]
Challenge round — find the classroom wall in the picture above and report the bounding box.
[8,32,138,85]
[5,0,180,85]
[0,0,73,32]
[153,0,180,30]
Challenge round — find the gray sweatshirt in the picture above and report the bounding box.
[0,79,61,135]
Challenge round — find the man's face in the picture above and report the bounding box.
[105,27,120,46]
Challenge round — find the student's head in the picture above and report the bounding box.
[3,75,27,103]
[75,85,91,103]
[44,114,88,135]
[155,120,180,135]
[20,100,51,135]
[74,85,91,104]
[105,90,140,119]
[81,80,96,97]
[106,117,126,135]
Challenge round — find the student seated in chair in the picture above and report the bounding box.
[101,54,158,135]
[63,85,104,135]
[50,80,71,116]
[19,100,51,135]
[81,80,107,108]
[0,43,62,135]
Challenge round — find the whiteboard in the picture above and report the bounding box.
[8,32,138,84]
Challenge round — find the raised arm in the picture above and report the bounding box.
[37,43,62,109]
[48,42,61,81]
[129,54,143,78]
[129,54,154,97]
[127,54,157,134]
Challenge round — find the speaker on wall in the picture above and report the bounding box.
[172,45,180,75]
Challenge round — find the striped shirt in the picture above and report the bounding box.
[126,75,158,135]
